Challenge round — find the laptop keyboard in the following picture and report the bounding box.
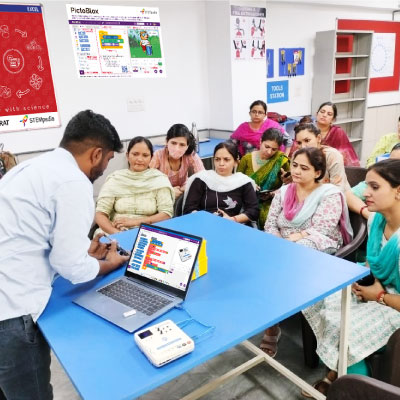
[98,280,173,316]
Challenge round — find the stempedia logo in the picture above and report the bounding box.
[20,115,28,126]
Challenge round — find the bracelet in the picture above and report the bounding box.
[359,205,368,217]
[377,290,387,305]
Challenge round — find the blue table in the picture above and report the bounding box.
[153,138,225,160]
[38,212,368,400]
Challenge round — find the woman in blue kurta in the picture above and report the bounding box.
[303,159,400,397]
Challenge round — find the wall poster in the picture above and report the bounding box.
[230,5,266,61]
[0,3,60,133]
[67,4,166,78]
[279,48,305,78]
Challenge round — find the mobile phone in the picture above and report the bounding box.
[356,273,375,286]
[258,189,272,195]
[283,171,291,178]
[103,234,129,256]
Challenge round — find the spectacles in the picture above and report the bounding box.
[250,110,265,116]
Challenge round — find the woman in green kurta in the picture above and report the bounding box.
[95,136,174,235]
[237,128,290,228]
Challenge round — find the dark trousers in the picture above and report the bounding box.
[0,315,53,400]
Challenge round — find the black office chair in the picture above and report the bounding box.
[302,210,368,368]
[328,375,400,400]
[174,194,184,217]
[345,166,367,188]
[368,328,400,387]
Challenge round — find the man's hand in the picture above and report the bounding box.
[88,233,108,260]
[98,240,130,275]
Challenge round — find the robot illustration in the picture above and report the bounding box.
[139,31,152,56]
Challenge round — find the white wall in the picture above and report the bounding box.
[265,1,398,116]
[2,0,399,161]
[0,0,211,154]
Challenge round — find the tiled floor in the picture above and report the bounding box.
[50,314,326,400]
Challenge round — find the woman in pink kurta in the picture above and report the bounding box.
[150,124,205,198]
[316,101,360,167]
[230,100,292,156]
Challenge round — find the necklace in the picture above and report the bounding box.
[168,156,181,172]
[255,151,268,166]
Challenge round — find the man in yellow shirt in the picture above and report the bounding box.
[366,116,400,167]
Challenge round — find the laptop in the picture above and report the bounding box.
[74,224,203,332]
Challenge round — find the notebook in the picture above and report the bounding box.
[74,224,203,332]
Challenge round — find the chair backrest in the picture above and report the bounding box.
[328,375,400,400]
[345,166,367,188]
[335,210,367,261]
[174,194,184,217]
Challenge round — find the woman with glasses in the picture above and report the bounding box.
[237,128,290,228]
[230,100,292,156]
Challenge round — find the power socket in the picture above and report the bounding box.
[127,97,145,112]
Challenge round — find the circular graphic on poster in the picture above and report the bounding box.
[3,48,25,74]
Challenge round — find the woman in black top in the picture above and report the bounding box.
[182,141,259,224]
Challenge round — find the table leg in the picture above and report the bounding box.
[338,285,351,377]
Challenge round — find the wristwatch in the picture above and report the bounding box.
[377,290,387,305]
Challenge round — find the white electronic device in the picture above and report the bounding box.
[134,319,195,367]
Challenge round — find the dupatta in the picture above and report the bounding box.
[97,168,174,200]
[280,183,353,245]
[182,169,256,211]
[251,151,288,190]
[367,212,400,292]
[322,125,360,167]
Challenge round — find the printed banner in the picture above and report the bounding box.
[0,3,60,133]
[67,4,166,78]
[230,5,266,61]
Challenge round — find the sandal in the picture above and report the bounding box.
[259,326,281,358]
[301,371,336,398]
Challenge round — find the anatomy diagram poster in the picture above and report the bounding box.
[67,4,166,78]
[0,4,60,133]
[230,5,266,61]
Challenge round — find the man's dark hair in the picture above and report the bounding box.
[59,110,123,154]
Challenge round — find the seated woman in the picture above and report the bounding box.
[150,123,205,198]
[366,116,400,167]
[95,136,174,234]
[315,101,360,167]
[182,141,259,224]
[237,128,290,228]
[230,100,292,156]
[294,122,351,193]
[346,143,400,220]
[302,159,400,397]
[261,147,352,357]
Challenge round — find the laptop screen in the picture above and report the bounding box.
[126,224,202,293]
